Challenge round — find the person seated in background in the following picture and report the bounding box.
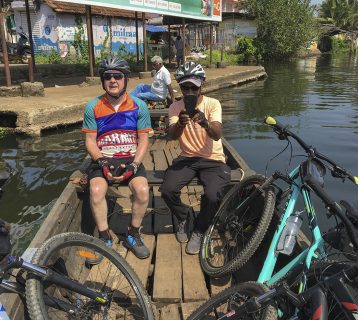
[130,55,175,103]
[161,61,231,255]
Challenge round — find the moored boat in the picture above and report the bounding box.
[1,131,254,319]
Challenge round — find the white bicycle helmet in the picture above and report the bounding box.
[175,61,206,83]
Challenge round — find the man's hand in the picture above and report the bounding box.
[192,110,210,129]
[118,162,140,181]
[177,110,190,128]
[97,158,113,178]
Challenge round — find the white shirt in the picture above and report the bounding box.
[151,65,171,100]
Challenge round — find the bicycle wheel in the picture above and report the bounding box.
[26,232,154,320]
[200,175,276,277]
[188,281,277,320]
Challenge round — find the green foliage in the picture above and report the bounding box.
[319,0,358,31]
[246,0,317,59]
[48,49,62,64]
[236,37,262,62]
[0,128,9,138]
[100,24,111,60]
[197,49,241,66]
[73,15,89,63]
[331,36,351,51]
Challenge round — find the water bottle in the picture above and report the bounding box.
[0,303,11,320]
[276,211,303,256]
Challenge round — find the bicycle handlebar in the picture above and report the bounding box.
[264,116,358,249]
[264,116,358,185]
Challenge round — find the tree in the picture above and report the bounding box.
[319,0,358,31]
[246,0,317,59]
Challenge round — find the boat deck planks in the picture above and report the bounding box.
[1,134,253,320]
[152,234,182,303]
[100,136,249,318]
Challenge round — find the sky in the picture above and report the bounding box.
[311,0,323,4]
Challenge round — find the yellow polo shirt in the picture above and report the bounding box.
[169,96,226,163]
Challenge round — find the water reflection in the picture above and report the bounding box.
[0,129,86,254]
[0,53,357,255]
[211,53,357,223]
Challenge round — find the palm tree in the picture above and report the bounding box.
[320,0,358,31]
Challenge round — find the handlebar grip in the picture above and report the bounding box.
[264,116,285,131]
[352,176,358,186]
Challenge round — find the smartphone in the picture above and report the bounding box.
[184,94,198,118]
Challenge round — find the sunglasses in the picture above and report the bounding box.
[180,85,200,92]
[103,73,124,81]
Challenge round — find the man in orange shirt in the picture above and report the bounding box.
[161,61,231,254]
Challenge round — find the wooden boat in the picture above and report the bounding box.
[1,132,253,319]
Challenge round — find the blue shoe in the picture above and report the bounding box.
[86,238,112,265]
[123,233,150,259]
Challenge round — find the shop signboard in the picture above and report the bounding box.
[54,0,222,21]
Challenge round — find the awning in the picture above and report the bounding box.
[146,25,167,33]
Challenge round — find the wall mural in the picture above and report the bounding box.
[14,3,144,57]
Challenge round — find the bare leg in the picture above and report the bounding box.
[128,176,149,228]
[89,177,108,232]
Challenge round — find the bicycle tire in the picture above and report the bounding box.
[188,281,277,320]
[25,232,154,320]
[200,175,276,277]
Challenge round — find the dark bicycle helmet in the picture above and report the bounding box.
[98,56,131,78]
[175,61,206,82]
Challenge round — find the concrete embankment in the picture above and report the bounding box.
[0,65,266,136]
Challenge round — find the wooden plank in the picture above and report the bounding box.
[210,275,232,296]
[181,302,206,320]
[164,147,174,166]
[181,191,190,205]
[151,138,167,151]
[189,194,200,213]
[158,304,180,320]
[29,182,80,248]
[181,245,209,302]
[152,234,182,303]
[170,144,181,159]
[153,186,173,234]
[194,186,203,193]
[115,195,132,212]
[125,234,156,289]
[152,150,169,171]
[143,149,154,170]
[117,186,132,197]
[187,186,195,195]
[86,250,113,285]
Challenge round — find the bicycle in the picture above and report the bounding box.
[191,116,358,319]
[189,259,358,319]
[0,170,154,320]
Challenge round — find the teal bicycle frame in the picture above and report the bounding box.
[257,165,326,293]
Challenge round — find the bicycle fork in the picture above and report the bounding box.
[7,256,109,305]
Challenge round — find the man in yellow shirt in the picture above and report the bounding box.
[161,61,231,254]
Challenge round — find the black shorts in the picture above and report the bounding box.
[88,158,147,185]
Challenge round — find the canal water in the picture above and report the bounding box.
[0,53,357,255]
